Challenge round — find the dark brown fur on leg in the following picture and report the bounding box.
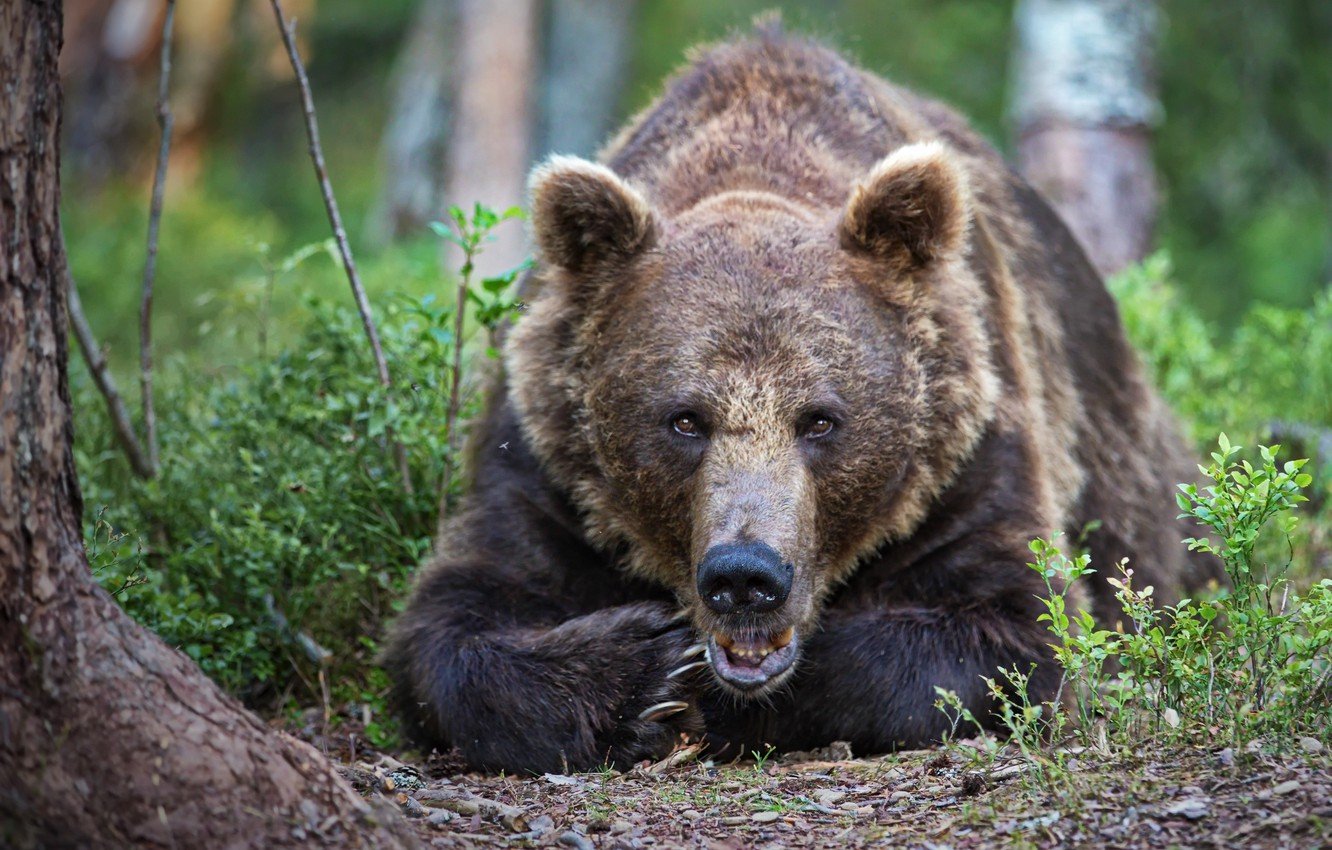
[385,586,699,772]
[383,401,702,773]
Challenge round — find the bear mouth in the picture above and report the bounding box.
[707,627,799,692]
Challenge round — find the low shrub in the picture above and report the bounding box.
[938,436,1331,786]
[80,292,445,708]
[76,206,523,727]
[1112,253,1332,458]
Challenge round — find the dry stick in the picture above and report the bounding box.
[269,0,414,493]
[72,2,172,481]
[436,252,472,538]
[67,264,155,479]
[138,0,176,477]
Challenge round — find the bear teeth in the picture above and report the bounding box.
[712,628,796,661]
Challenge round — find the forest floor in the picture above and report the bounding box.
[299,720,1332,849]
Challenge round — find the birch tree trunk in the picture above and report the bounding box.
[1010,0,1162,276]
[0,4,416,847]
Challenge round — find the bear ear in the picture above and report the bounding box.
[528,155,657,275]
[839,141,971,271]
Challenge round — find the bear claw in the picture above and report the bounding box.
[680,643,706,660]
[637,700,690,722]
[666,660,708,680]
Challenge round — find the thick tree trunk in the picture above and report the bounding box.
[444,0,537,278]
[0,4,416,848]
[1009,0,1161,277]
[536,0,638,159]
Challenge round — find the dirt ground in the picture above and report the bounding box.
[308,723,1331,850]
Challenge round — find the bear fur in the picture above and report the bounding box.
[383,25,1219,773]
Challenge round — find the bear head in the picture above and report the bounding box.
[507,142,1000,696]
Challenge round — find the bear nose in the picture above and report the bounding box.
[696,541,793,615]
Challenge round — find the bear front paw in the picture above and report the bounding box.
[602,635,708,767]
[638,641,708,722]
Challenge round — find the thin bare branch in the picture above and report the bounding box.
[437,254,471,537]
[138,0,175,477]
[67,265,155,480]
[268,0,414,493]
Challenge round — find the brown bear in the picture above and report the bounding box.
[383,23,1218,774]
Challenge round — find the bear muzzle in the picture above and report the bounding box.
[694,541,803,691]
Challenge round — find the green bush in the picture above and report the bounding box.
[1111,256,1332,581]
[938,437,1330,788]
[80,293,443,706]
[1111,253,1332,447]
[76,207,524,719]
[937,257,1332,785]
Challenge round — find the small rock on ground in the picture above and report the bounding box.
[559,830,594,850]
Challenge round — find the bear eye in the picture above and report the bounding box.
[671,412,703,438]
[803,416,836,441]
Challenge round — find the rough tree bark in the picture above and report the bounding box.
[0,4,417,848]
[444,0,537,278]
[536,0,638,159]
[1009,0,1162,276]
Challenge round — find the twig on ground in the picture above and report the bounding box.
[268,0,413,493]
[66,259,155,479]
[138,0,176,477]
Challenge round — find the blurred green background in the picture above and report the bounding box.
[63,0,1331,379]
